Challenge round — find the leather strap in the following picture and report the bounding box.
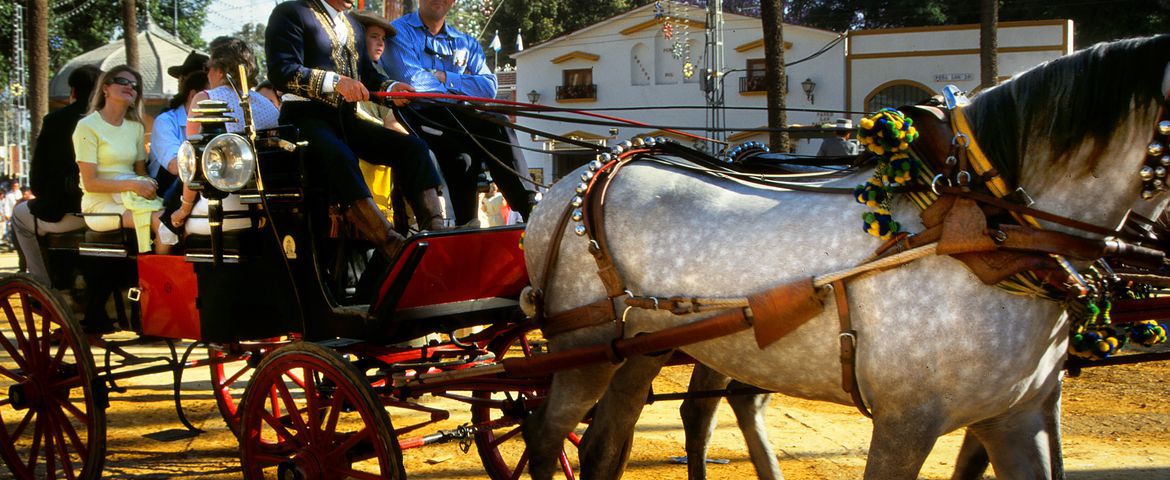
[832,280,872,418]
[533,195,586,331]
[542,297,618,338]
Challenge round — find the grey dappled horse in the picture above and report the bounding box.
[523,34,1170,480]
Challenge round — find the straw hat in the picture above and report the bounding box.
[351,11,397,37]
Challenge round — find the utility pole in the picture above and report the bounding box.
[704,0,725,152]
[123,0,140,71]
[13,5,30,181]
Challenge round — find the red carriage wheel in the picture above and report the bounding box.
[238,342,404,479]
[208,339,289,439]
[0,274,106,479]
[472,327,583,480]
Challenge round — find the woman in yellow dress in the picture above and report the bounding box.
[72,65,165,253]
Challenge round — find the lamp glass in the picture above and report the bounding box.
[527,89,540,103]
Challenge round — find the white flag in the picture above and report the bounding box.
[516,29,524,51]
[489,30,502,52]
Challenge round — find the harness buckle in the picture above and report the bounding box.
[931,174,952,195]
[127,288,141,303]
[668,296,696,315]
[956,170,972,186]
[952,133,971,148]
[838,331,857,347]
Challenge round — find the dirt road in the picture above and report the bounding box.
[25,338,1168,479]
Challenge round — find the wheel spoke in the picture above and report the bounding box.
[323,394,343,436]
[218,362,252,390]
[11,408,35,440]
[3,299,33,368]
[0,331,30,372]
[41,306,55,363]
[328,426,370,458]
[46,335,70,377]
[22,293,41,361]
[50,403,87,459]
[302,367,321,440]
[43,411,57,479]
[559,451,575,479]
[284,368,307,389]
[51,410,78,480]
[250,452,288,467]
[509,450,529,480]
[490,424,523,448]
[26,412,44,473]
[273,375,310,435]
[568,431,582,447]
[0,362,25,382]
[259,408,297,444]
[58,397,91,427]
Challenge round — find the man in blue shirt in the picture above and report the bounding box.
[382,0,537,226]
[148,51,208,194]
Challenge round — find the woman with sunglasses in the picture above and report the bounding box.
[73,65,166,253]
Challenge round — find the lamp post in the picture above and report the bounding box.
[527,89,541,104]
[801,78,816,104]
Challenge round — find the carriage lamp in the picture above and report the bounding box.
[201,133,257,192]
[177,141,198,183]
[801,78,816,104]
[527,89,541,103]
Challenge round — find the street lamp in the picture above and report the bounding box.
[801,78,816,104]
[527,89,541,103]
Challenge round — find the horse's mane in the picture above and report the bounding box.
[965,34,1170,185]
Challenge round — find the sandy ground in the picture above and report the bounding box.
[0,251,1167,479]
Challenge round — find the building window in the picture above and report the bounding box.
[741,58,767,93]
[865,82,934,112]
[557,68,596,101]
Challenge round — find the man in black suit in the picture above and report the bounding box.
[12,65,101,285]
[266,0,445,259]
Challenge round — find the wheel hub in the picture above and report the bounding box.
[277,448,326,480]
[8,381,39,410]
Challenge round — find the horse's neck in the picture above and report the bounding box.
[1015,109,1155,234]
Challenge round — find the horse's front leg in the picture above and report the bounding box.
[579,352,672,480]
[965,380,1064,480]
[524,362,619,480]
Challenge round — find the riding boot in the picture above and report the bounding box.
[345,197,407,260]
[413,187,448,231]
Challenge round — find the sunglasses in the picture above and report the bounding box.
[110,77,138,89]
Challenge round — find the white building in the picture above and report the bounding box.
[511,2,1071,184]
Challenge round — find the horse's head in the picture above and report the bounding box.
[964,34,1170,230]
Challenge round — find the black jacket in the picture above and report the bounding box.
[28,101,86,222]
[266,0,393,109]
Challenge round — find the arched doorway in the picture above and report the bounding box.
[864,80,934,112]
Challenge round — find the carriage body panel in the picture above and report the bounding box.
[137,255,200,339]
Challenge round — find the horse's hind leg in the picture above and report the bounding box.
[950,430,990,480]
[580,352,672,480]
[524,362,619,480]
[726,380,782,480]
[681,364,781,480]
[680,363,727,480]
[864,414,942,480]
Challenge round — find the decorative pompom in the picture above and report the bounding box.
[1070,325,1127,360]
[858,108,919,155]
[1129,320,1167,346]
[862,210,900,240]
[882,153,916,185]
[853,178,888,209]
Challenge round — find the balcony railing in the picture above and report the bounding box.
[739,75,768,93]
[556,84,597,101]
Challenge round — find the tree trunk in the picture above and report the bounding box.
[123,0,139,71]
[979,0,998,90]
[760,0,789,152]
[29,0,49,147]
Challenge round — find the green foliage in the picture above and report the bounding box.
[489,0,654,61]
[144,0,212,50]
[232,22,266,80]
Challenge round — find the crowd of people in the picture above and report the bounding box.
[17,0,536,279]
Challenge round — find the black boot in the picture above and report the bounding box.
[413,187,448,231]
[346,197,407,259]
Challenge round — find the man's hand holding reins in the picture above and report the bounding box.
[335,75,369,103]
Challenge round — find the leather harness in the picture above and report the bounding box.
[529,98,1170,418]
